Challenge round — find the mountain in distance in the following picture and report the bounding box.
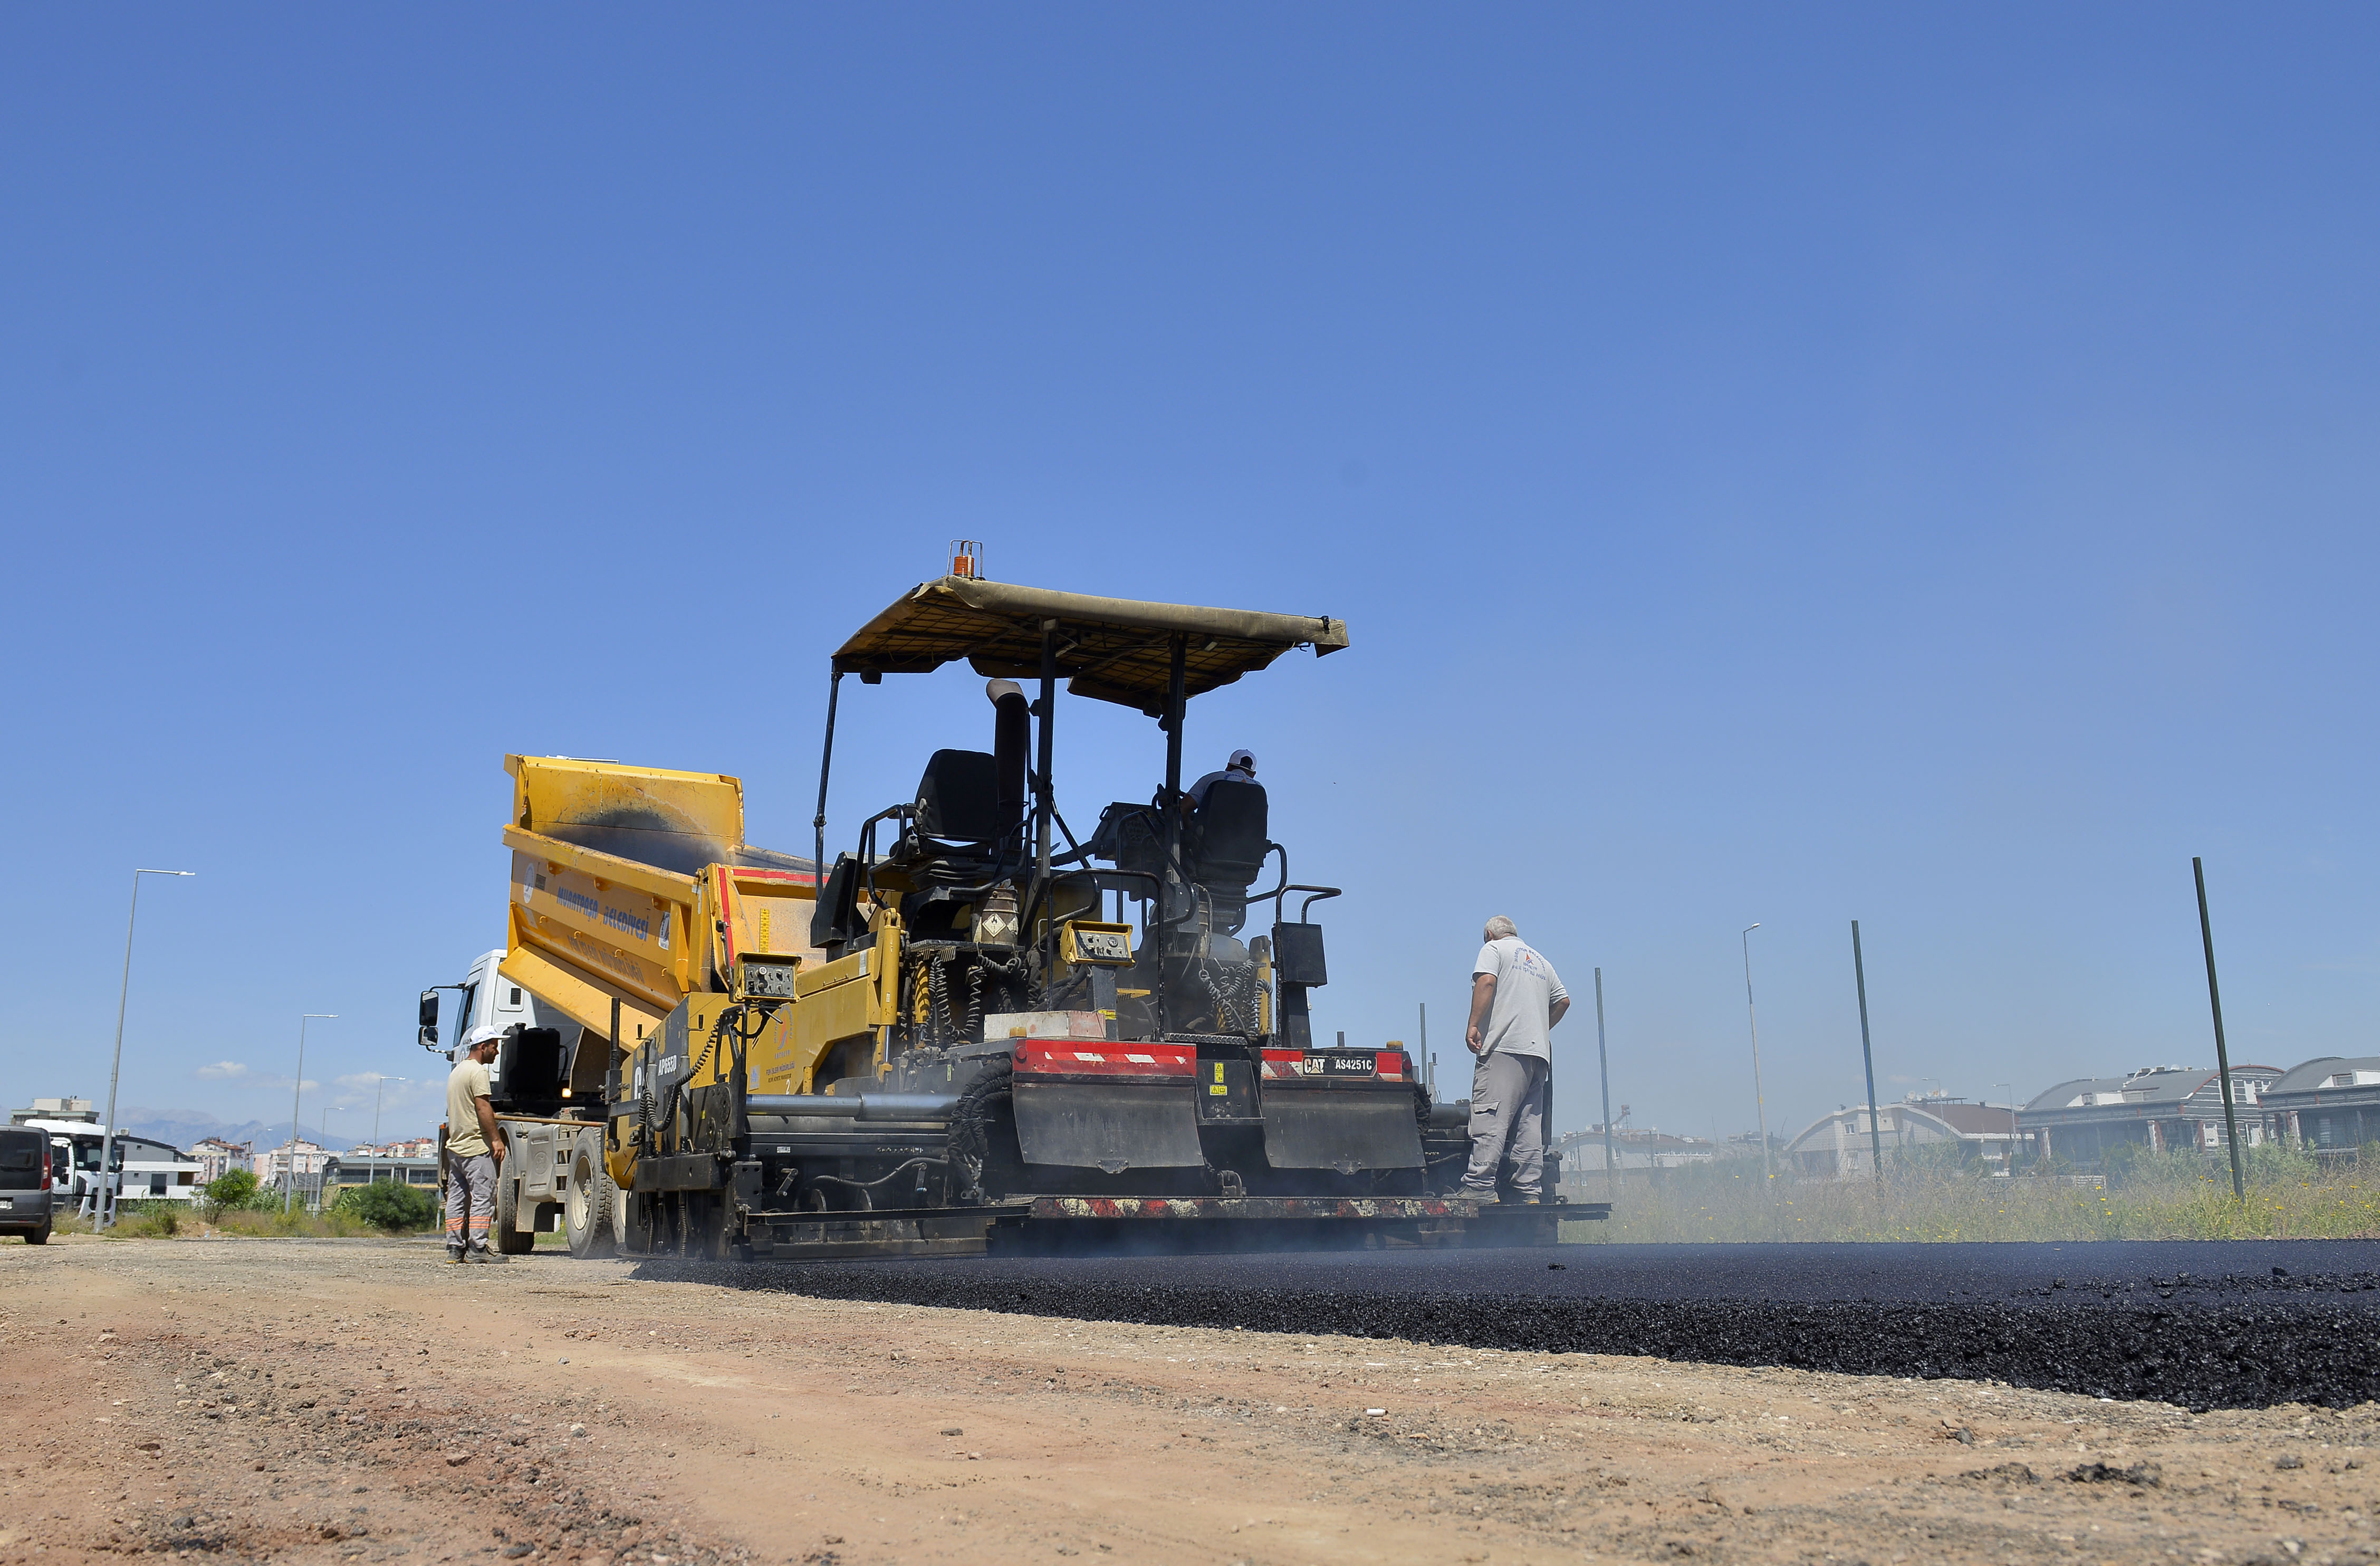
[111,1107,437,1153]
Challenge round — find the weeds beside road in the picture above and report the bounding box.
[1570,1144,2380,1243]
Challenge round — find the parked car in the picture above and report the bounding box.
[0,1126,54,1243]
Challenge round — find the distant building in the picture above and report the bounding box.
[322,1154,440,1193]
[191,1138,252,1185]
[111,1137,202,1204]
[2018,1064,2283,1170]
[1783,1096,2022,1178]
[252,1138,330,1183]
[347,1138,436,1160]
[2256,1057,2380,1151]
[1555,1126,1717,1174]
[10,1096,97,1125]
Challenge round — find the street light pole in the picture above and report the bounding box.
[100,868,195,1231]
[285,1014,337,1214]
[1741,924,1772,1187]
[368,1076,407,1188]
[1595,968,1616,1197]
[1851,920,1884,1182]
[1994,1083,2015,1173]
[318,1105,344,1211]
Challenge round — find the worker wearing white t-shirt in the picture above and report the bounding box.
[1458,915,1571,1202]
[1185,748,1256,808]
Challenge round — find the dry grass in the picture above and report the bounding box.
[1565,1144,2380,1243]
[50,1201,385,1240]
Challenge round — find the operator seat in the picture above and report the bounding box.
[891,749,1015,893]
[914,749,1005,843]
[1186,780,1272,933]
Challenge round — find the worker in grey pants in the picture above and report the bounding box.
[1460,914,1571,1201]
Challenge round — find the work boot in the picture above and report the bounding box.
[469,1247,511,1264]
[445,1245,466,1265]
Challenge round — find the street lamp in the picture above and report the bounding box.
[366,1076,408,1188]
[100,868,195,1231]
[318,1105,348,1211]
[285,1014,337,1214]
[1741,924,1772,1187]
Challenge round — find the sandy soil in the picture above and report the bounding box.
[2,1236,2375,1566]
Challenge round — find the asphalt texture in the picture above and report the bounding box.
[637,1240,2380,1412]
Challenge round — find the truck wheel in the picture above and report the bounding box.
[26,1224,49,1245]
[565,1130,616,1259]
[493,1172,535,1255]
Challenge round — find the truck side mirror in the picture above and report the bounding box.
[418,990,440,1047]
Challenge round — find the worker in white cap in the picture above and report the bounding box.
[1186,748,1257,809]
[442,1026,510,1263]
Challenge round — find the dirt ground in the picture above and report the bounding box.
[3,1237,2375,1566]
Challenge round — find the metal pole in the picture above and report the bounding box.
[1035,623,1056,890]
[1595,968,1615,1196]
[285,1014,335,1214]
[1851,921,1883,1182]
[1158,633,1188,964]
[372,1079,384,1188]
[1418,1003,1429,1097]
[1162,636,1187,798]
[1994,1083,2014,1174]
[1741,925,1772,1186]
[812,669,843,892]
[101,868,194,1230]
[2194,857,2248,1203]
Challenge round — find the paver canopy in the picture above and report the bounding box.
[831,576,1348,715]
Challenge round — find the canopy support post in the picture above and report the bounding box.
[813,667,843,887]
[1163,635,1186,799]
[1035,622,1056,890]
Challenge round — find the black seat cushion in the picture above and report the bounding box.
[1189,780,1270,889]
[915,750,1004,842]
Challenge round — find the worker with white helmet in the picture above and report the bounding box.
[442,1025,510,1264]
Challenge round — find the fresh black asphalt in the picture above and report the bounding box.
[637,1240,2380,1411]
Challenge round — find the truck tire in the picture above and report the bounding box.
[564,1129,615,1259]
[26,1224,49,1245]
[493,1170,535,1254]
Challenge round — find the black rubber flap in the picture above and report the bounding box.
[1261,1085,1425,1172]
[1014,1080,1205,1173]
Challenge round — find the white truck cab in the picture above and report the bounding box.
[424,949,547,1084]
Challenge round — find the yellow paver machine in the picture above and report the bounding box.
[459,561,1606,1258]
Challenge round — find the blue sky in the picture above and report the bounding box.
[4,7,2375,1149]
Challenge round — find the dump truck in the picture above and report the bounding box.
[427,562,1606,1258]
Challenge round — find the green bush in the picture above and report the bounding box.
[204,1168,258,1210]
[332,1180,439,1231]
[112,1200,180,1238]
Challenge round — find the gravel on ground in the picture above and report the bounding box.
[4,1235,2378,1565]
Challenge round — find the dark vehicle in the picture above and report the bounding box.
[0,1128,54,1243]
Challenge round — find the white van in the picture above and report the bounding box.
[15,1122,200,1216]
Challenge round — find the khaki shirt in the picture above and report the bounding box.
[445,1058,493,1157]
